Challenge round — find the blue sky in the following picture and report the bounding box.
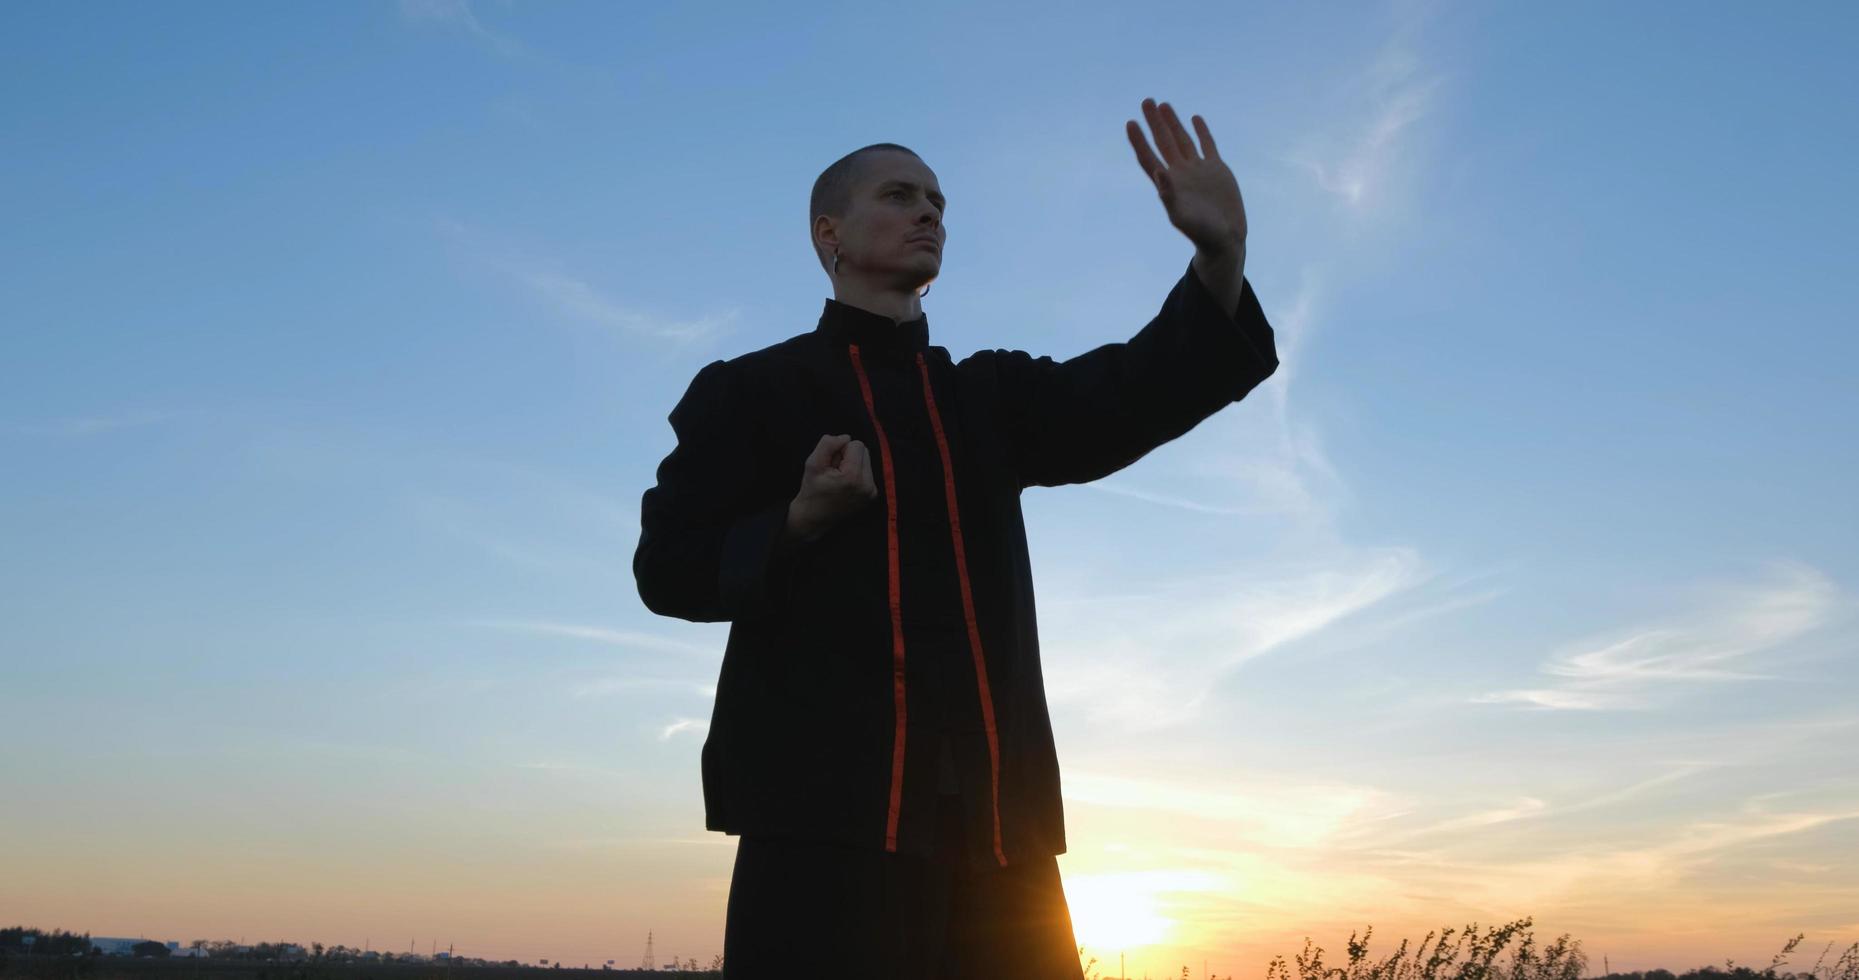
[3,1,1856,974]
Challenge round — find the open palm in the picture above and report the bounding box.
[1126,98,1248,255]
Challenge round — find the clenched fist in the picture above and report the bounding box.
[786,433,878,544]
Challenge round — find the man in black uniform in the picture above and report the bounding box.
[633,98,1279,978]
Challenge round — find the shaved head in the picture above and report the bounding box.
[811,143,921,227]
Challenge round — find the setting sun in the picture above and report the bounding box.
[1064,869,1229,954]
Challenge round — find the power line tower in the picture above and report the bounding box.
[640,932,655,971]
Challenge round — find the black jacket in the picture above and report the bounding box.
[632,258,1278,870]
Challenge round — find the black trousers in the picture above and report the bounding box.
[722,791,1084,979]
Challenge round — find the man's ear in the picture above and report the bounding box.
[812,213,839,253]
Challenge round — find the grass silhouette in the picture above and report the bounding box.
[1077,920,1859,980]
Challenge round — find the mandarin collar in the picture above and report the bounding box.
[815,296,930,355]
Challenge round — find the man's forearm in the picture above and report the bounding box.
[1191,241,1247,319]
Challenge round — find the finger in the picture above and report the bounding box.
[1140,98,1178,166]
[805,433,835,468]
[1168,104,1199,159]
[1126,119,1165,188]
[1160,102,1198,160]
[1191,113,1220,160]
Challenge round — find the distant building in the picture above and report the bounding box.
[90,938,154,956]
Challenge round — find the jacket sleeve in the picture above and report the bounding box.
[633,358,801,624]
[980,258,1279,490]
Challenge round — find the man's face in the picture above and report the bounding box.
[829,151,945,288]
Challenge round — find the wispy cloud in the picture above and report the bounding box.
[453,455,639,542]
[1043,547,1444,729]
[1232,715,1859,922]
[1080,479,1268,517]
[657,717,708,741]
[1099,739,1859,927]
[463,618,718,659]
[1063,768,1400,849]
[1353,762,1719,848]
[6,409,185,437]
[244,424,639,584]
[397,0,526,59]
[406,490,628,580]
[569,675,716,700]
[1285,24,1443,212]
[1471,560,1842,711]
[540,835,733,850]
[435,217,737,347]
[1358,815,1855,915]
[1658,801,1859,861]
[515,759,632,780]
[396,0,615,86]
[1769,859,1838,875]
[520,268,737,345]
[229,736,439,767]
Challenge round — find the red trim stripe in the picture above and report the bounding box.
[916,353,1009,867]
[847,345,909,852]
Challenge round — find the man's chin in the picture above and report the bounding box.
[887,260,938,291]
[874,256,937,288]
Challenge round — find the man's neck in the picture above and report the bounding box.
[831,282,924,323]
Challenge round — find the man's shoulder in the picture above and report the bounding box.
[949,344,1035,383]
[705,333,1019,384]
[709,330,819,378]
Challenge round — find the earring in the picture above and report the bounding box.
[832,251,841,276]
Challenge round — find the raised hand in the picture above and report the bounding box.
[1126,98,1248,257]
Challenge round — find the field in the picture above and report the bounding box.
[0,960,714,980]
